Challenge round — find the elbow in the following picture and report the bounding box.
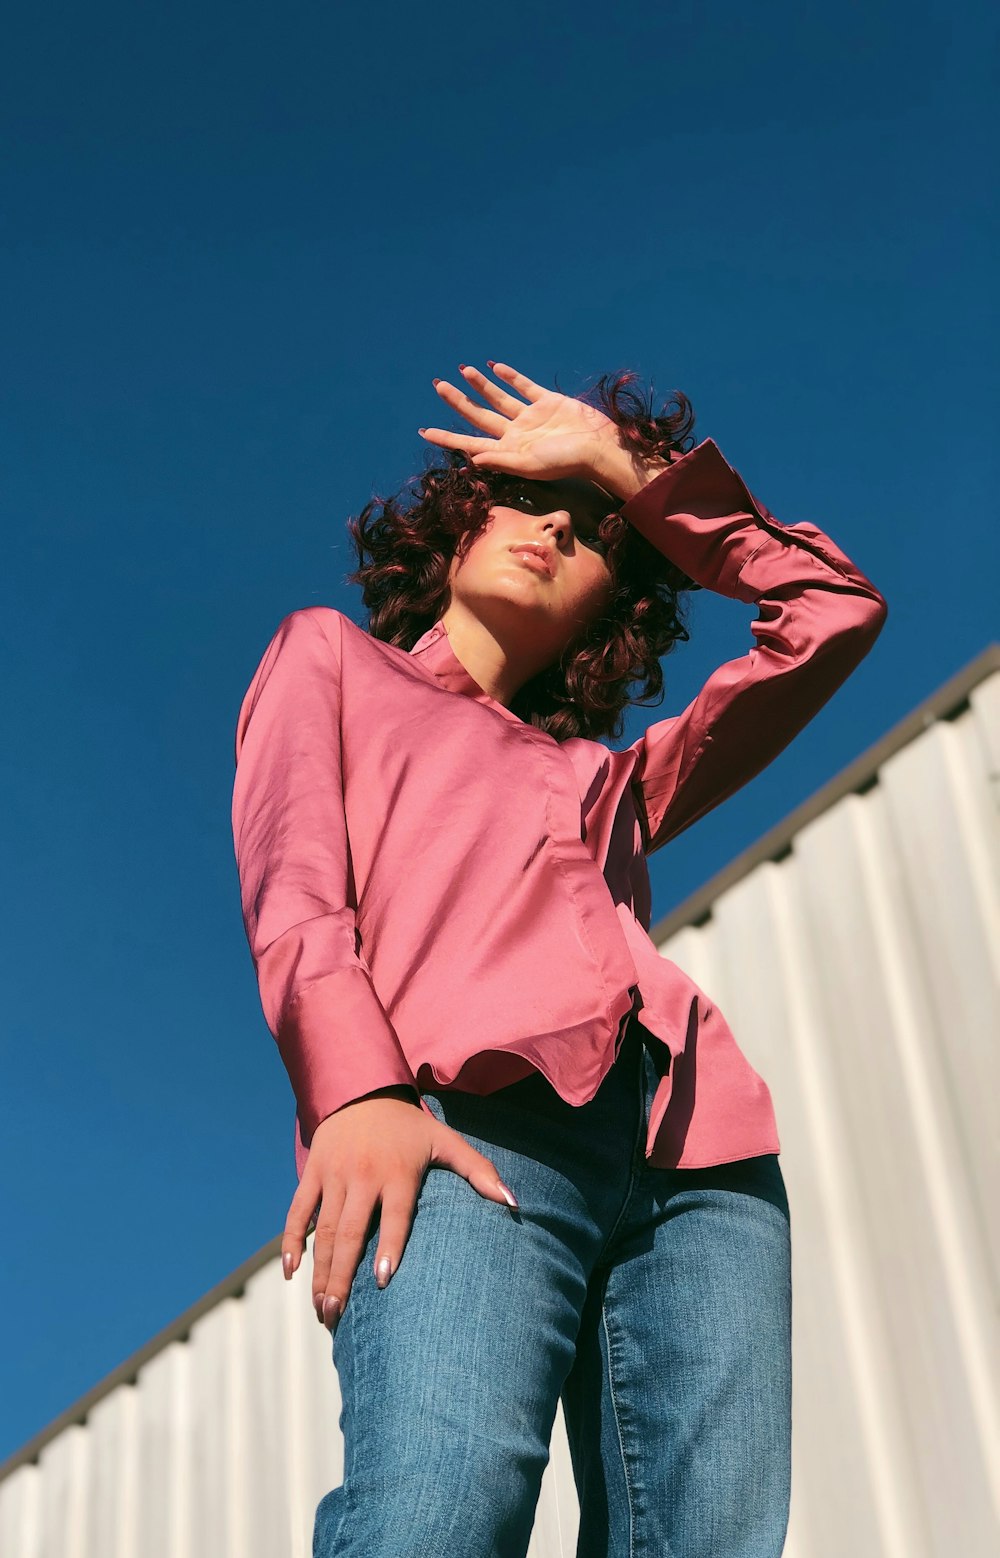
[822,588,888,673]
[835,579,889,640]
[855,586,889,644]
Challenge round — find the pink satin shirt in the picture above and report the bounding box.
[231,437,887,1180]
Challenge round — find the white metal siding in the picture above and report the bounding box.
[3,659,998,1558]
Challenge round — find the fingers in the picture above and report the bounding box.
[431,375,510,436]
[313,1179,380,1330]
[487,360,547,403]
[367,1126,519,1306]
[418,360,546,456]
[417,424,536,477]
[457,363,527,419]
[430,1125,519,1210]
[281,1168,323,1282]
[468,450,535,473]
[371,1174,422,1290]
[417,427,498,457]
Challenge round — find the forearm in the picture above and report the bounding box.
[613,436,887,852]
[590,438,676,502]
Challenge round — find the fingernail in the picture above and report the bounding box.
[497,1179,519,1209]
[432,378,441,386]
[458,363,468,371]
[486,360,496,368]
[375,1255,393,1288]
[324,1294,342,1329]
[282,1251,294,1279]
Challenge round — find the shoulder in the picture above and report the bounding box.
[278,603,346,642]
[257,604,351,665]
[257,605,409,683]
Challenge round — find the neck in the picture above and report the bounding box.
[436,605,553,707]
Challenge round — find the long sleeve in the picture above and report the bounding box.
[231,606,421,1145]
[618,438,888,855]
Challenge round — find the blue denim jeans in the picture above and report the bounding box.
[313,1015,792,1557]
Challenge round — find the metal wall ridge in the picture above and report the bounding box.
[650,639,1000,946]
[0,1231,284,1485]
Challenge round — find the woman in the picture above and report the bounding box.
[231,361,888,1557]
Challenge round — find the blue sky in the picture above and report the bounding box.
[1,1,996,1463]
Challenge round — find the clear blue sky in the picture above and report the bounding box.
[2,1,996,1464]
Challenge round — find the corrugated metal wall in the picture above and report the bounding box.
[3,649,998,1558]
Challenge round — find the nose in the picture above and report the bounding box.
[543,511,572,541]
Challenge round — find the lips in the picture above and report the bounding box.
[510,545,554,577]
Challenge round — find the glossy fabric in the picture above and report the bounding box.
[231,437,887,1178]
[312,1016,793,1558]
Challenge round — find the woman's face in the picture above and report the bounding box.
[445,476,617,658]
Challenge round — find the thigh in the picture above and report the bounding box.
[317,1084,615,1558]
[562,1153,792,1558]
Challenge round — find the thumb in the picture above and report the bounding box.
[470,451,522,473]
[432,1129,519,1209]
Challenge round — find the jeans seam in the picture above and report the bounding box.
[601,1296,637,1558]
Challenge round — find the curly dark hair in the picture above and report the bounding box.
[343,369,701,744]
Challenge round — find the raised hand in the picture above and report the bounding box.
[418,360,621,485]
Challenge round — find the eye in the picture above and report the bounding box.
[505,486,612,556]
[575,513,613,555]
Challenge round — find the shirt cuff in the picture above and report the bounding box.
[278,965,421,1144]
[618,437,777,599]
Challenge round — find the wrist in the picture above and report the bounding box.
[357,1084,421,1106]
[588,438,677,503]
[317,1084,420,1126]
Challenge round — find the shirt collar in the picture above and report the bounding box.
[409,618,525,726]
